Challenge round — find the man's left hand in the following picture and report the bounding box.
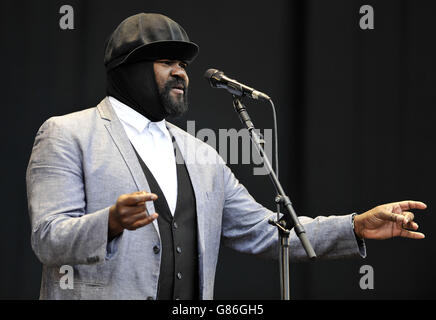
[353,200,427,240]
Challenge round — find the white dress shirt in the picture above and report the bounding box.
[109,96,178,215]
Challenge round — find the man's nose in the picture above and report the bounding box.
[170,64,188,83]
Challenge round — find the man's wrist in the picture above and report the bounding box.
[352,213,363,240]
[108,205,124,240]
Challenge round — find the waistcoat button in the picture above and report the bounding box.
[153,245,160,254]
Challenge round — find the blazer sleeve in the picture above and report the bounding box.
[26,117,110,266]
[220,162,366,261]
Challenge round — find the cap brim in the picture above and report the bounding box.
[107,40,199,70]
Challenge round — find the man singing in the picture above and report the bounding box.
[26,13,426,300]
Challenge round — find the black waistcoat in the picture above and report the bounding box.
[132,144,199,300]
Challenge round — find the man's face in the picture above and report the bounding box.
[154,59,189,118]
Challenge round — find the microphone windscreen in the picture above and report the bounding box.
[204,68,219,80]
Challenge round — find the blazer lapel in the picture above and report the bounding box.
[97,97,160,234]
[167,122,206,298]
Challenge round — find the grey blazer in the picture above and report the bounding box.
[26,97,365,300]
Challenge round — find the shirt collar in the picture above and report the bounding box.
[109,96,168,135]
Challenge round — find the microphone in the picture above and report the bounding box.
[204,68,271,101]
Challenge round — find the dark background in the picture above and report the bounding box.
[1,0,435,299]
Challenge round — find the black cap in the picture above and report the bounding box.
[104,13,199,71]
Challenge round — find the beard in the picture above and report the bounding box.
[158,77,189,118]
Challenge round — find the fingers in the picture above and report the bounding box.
[118,191,158,206]
[380,210,418,227]
[399,229,425,240]
[402,211,415,226]
[378,210,406,224]
[379,209,425,239]
[115,190,159,231]
[360,201,427,240]
[393,200,427,211]
[405,221,419,231]
[126,212,159,230]
[380,200,426,225]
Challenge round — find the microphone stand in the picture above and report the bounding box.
[232,96,317,300]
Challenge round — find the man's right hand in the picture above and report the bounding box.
[108,191,158,240]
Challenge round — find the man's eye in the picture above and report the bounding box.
[157,60,187,69]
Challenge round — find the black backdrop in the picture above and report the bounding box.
[1,0,435,299]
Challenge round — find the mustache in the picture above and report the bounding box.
[164,77,188,92]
